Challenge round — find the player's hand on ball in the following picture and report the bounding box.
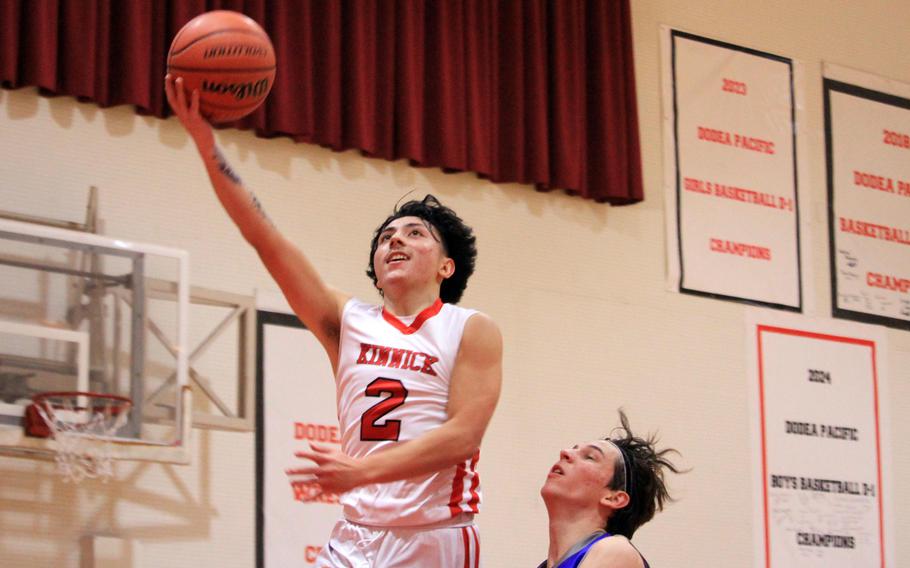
[294,442,365,494]
[164,73,215,155]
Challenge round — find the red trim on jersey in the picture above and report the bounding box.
[449,451,482,517]
[461,527,471,568]
[448,460,468,517]
[381,298,444,334]
[466,451,481,514]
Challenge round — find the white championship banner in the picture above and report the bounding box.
[663,29,800,310]
[824,65,910,330]
[746,310,893,568]
[256,293,341,567]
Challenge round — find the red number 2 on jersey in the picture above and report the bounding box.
[360,378,409,441]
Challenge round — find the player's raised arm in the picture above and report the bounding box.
[165,74,347,359]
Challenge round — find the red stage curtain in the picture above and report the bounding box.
[0,0,642,204]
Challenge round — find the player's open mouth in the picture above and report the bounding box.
[550,465,564,475]
[386,253,409,264]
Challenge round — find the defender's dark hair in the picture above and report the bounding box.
[604,409,683,539]
[366,194,477,304]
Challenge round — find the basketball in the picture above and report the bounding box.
[167,10,276,123]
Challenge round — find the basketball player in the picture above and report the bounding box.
[165,75,502,567]
[537,411,682,568]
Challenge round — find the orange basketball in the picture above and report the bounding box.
[167,10,276,123]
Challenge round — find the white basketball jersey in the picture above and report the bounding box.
[336,297,481,527]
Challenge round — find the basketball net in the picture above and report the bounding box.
[28,392,132,483]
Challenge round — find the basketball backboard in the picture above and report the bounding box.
[0,218,191,464]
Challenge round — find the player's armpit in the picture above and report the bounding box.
[256,237,349,362]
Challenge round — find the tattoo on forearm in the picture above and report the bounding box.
[213,147,243,185]
[213,147,274,226]
[250,193,274,225]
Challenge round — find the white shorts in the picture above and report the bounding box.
[315,518,481,568]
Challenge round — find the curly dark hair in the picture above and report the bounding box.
[366,194,477,304]
[604,409,684,539]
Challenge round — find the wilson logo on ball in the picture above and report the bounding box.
[202,78,271,100]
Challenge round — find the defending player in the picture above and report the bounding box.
[538,411,682,568]
[165,75,502,567]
